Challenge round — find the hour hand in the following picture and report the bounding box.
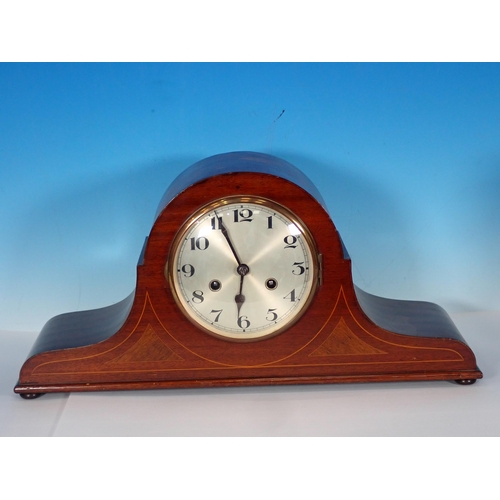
[235,277,245,316]
[235,265,249,316]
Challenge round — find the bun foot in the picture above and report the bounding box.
[19,392,45,399]
[455,379,477,385]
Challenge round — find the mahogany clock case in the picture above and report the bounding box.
[14,152,482,398]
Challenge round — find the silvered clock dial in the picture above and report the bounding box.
[166,196,320,340]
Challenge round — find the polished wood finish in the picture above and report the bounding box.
[14,152,482,397]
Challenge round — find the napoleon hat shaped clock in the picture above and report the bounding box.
[15,152,482,398]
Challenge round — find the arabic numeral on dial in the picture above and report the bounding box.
[266,308,278,322]
[237,316,251,329]
[210,216,222,230]
[210,309,222,322]
[192,290,204,303]
[190,236,209,250]
[284,235,297,249]
[181,264,195,277]
[284,289,296,302]
[267,216,273,229]
[292,262,305,275]
[233,208,253,222]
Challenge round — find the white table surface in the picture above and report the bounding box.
[1,311,499,437]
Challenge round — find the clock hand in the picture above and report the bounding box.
[235,274,245,317]
[234,258,249,319]
[235,263,250,317]
[217,212,243,266]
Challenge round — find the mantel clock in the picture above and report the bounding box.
[15,152,482,398]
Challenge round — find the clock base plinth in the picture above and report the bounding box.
[15,370,482,397]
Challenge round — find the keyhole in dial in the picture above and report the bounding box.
[266,278,278,290]
[209,280,222,292]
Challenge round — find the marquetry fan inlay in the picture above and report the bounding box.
[309,317,386,356]
[110,325,184,363]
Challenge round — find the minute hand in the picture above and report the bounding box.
[219,217,243,266]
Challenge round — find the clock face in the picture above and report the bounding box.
[166,196,319,340]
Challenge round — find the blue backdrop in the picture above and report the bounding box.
[1,63,499,331]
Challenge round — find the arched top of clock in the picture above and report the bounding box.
[155,151,328,220]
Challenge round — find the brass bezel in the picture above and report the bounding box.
[165,196,320,342]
